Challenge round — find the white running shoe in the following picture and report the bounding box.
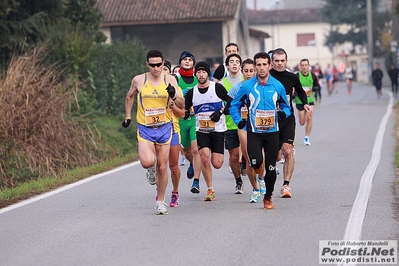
[249,190,261,203]
[179,156,186,166]
[304,136,311,146]
[146,165,156,185]
[258,175,266,195]
[155,201,168,215]
[235,183,244,194]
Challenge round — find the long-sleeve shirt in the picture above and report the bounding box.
[185,81,232,133]
[229,75,291,134]
[269,69,308,116]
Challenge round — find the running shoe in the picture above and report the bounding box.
[263,198,274,209]
[146,165,156,185]
[169,193,180,207]
[187,163,194,179]
[235,182,244,194]
[304,136,311,146]
[204,188,216,201]
[276,166,280,175]
[190,179,200,193]
[179,156,186,166]
[258,175,266,195]
[281,184,292,198]
[249,190,261,203]
[155,201,168,215]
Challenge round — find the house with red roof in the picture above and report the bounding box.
[96,0,267,67]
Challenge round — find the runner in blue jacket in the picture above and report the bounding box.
[229,52,290,209]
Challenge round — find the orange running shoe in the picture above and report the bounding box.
[263,198,274,209]
[204,188,216,201]
[281,185,292,198]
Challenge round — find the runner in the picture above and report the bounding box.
[269,48,313,198]
[184,61,232,201]
[122,49,183,215]
[220,53,245,194]
[228,58,264,202]
[175,51,202,193]
[230,52,291,209]
[296,58,319,146]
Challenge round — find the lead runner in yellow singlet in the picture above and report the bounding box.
[122,49,184,215]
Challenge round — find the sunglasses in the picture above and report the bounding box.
[148,62,163,68]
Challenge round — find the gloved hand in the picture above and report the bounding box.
[183,111,190,120]
[237,119,246,129]
[223,107,230,115]
[277,111,286,120]
[166,83,176,99]
[210,109,223,122]
[122,117,131,128]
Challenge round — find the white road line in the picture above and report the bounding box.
[343,90,394,241]
[0,161,141,215]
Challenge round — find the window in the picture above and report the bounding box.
[297,33,316,47]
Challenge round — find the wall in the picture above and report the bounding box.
[250,22,352,71]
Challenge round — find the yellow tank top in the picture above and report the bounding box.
[136,73,172,127]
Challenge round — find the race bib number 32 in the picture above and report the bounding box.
[144,107,166,126]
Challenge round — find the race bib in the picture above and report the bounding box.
[303,87,312,98]
[144,107,166,127]
[241,106,248,119]
[255,110,274,131]
[197,112,215,132]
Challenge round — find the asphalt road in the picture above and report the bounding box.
[1,81,398,266]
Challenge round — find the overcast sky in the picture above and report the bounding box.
[246,0,276,10]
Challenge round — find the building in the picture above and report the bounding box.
[96,0,267,67]
[247,7,371,82]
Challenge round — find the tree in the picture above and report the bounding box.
[0,0,63,72]
[86,38,148,115]
[61,0,105,43]
[321,0,390,56]
[0,0,105,73]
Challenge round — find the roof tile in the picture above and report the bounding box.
[97,0,240,25]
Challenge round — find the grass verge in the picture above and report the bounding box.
[0,153,138,208]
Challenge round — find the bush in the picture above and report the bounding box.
[0,47,100,188]
[86,38,148,115]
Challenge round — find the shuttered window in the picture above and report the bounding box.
[297,33,315,46]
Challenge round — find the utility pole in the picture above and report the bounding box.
[392,0,399,65]
[367,0,373,83]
